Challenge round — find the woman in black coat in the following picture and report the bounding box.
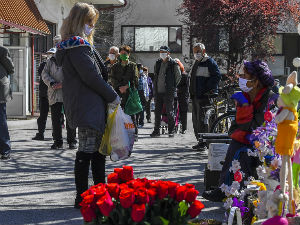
[56,2,119,208]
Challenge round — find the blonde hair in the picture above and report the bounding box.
[60,2,99,45]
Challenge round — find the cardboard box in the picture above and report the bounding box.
[207,143,229,171]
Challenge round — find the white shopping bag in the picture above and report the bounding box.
[109,106,135,161]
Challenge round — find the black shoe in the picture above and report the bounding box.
[202,188,225,202]
[1,153,10,160]
[74,196,82,209]
[69,142,77,149]
[192,142,206,150]
[168,131,175,138]
[150,130,160,137]
[51,142,63,149]
[32,133,44,141]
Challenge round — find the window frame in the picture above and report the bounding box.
[121,25,183,53]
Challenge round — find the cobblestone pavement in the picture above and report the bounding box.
[0,113,224,225]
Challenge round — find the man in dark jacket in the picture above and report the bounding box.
[32,55,49,140]
[150,46,181,138]
[190,43,221,149]
[0,45,14,160]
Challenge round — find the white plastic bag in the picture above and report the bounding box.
[109,106,135,161]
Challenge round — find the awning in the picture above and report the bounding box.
[79,0,125,5]
[0,0,50,35]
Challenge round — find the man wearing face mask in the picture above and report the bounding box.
[105,46,119,85]
[189,43,221,150]
[150,46,181,138]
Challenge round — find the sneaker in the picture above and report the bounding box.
[192,142,206,150]
[147,119,151,123]
[69,142,77,149]
[150,130,160,137]
[202,188,226,202]
[1,153,10,160]
[32,133,44,141]
[51,142,63,149]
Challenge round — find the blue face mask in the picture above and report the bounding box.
[84,24,94,36]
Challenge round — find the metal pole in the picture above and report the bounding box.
[31,36,34,116]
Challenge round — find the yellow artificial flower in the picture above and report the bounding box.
[251,216,257,224]
[253,199,260,207]
[250,181,267,191]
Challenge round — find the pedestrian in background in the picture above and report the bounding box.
[0,45,14,160]
[137,65,149,127]
[110,45,139,140]
[150,46,181,138]
[56,2,119,208]
[144,67,153,123]
[189,43,221,149]
[42,46,77,150]
[32,54,49,141]
[175,58,189,134]
[105,46,119,85]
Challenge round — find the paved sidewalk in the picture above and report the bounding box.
[0,113,224,225]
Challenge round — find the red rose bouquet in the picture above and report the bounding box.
[80,165,204,225]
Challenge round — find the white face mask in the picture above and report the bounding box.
[84,24,94,36]
[194,53,203,61]
[160,53,168,60]
[139,69,143,73]
[108,54,116,61]
[239,78,253,93]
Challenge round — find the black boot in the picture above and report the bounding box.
[91,152,106,185]
[74,151,90,209]
[32,133,44,140]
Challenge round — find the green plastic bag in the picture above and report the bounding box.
[124,82,143,115]
[99,105,118,156]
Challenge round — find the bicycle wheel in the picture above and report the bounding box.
[210,111,236,133]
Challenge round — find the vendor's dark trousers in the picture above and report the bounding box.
[219,140,260,186]
[37,97,49,135]
[0,103,10,155]
[51,102,76,144]
[192,97,209,140]
[154,93,175,133]
[178,95,188,131]
[131,114,138,135]
[145,99,151,120]
[74,151,106,199]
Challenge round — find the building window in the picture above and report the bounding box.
[34,21,56,53]
[121,26,182,53]
[273,34,283,55]
[3,33,20,46]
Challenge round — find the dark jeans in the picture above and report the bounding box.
[154,93,175,133]
[178,95,189,131]
[192,96,210,140]
[37,97,49,134]
[51,102,76,144]
[0,103,10,155]
[136,108,145,126]
[145,99,151,120]
[219,140,260,186]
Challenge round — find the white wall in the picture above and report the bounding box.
[113,0,190,73]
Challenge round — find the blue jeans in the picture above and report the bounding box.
[0,103,11,155]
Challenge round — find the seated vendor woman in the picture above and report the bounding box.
[202,60,277,202]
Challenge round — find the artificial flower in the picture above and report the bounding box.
[187,200,205,218]
[96,192,114,217]
[131,204,146,222]
[107,172,119,183]
[119,188,135,208]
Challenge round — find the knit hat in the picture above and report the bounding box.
[243,60,274,87]
[159,46,170,52]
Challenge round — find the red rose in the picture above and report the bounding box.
[106,183,120,199]
[148,188,157,205]
[176,185,187,202]
[119,188,135,208]
[96,192,114,217]
[187,200,204,218]
[119,165,134,182]
[185,188,199,203]
[80,195,95,207]
[119,183,129,190]
[157,181,168,200]
[90,184,107,201]
[80,205,97,222]
[167,181,179,198]
[135,187,149,204]
[114,167,123,175]
[81,190,92,198]
[107,172,119,183]
[184,183,195,189]
[127,179,145,190]
[131,204,146,222]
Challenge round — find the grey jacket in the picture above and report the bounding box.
[42,56,64,105]
[0,46,14,103]
[55,37,117,133]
